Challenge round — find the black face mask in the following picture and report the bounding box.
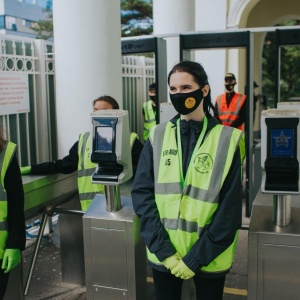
[225,83,235,92]
[149,95,156,102]
[169,89,203,115]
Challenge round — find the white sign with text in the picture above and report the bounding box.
[0,72,30,115]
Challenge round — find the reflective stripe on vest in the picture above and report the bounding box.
[216,93,246,130]
[148,121,244,273]
[130,132,139,149]
[77,132,104,211]
[143,100,156,141]
[0,141,17,259]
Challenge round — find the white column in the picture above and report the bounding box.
[53,0,122,156]
[195,0,227,103]
[153,0,195,79]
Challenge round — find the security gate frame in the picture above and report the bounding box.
[274,28,300,108]
[121,37,168,126]
[179,31,254,216]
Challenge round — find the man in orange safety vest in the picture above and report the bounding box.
[215,73,246,130]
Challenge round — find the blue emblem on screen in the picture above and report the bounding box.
[271,129,293,157]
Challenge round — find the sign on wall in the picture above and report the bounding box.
[0,72,30,115]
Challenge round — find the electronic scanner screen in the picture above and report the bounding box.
[270,128,294,158]
[96,126,113,153]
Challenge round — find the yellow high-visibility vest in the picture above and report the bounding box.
[77,132,104,211]
[143,100,156,141]
[0,141,17,259]
[148,120,245,273]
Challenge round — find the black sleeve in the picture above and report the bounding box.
[182,149,243,272]
[31,141,79,175]
[214,103,220,122]
[231,99,246,128]
[131,140,175,262]
[131,139,144,178]
[5,154,26,250]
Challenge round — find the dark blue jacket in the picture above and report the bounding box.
[131,114,243,278]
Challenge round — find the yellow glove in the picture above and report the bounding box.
[1,249,21,273]
[171,260,195,280]
[162,253,181,270]
[20,166,31,175]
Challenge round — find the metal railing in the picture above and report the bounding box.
[0,34,154,166]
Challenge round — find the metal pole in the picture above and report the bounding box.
[105,185,121,212]
[24,213,48,296]
[273,194,291,227]
[53,208,85,216]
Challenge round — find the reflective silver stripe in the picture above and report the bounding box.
[162,217,207,235]
[78,168,95,177]
[216,95,222,114]
[218,117,239,123]
[144,102,152,119]
[155,182,182,194]
[145,118,156,123]
[0,189,6,200]
[235,94,244,113]
[0,221,8,231]
[151,123,170,182]
[79,191,103,201]
[208,125,234,193]
[184,185,218,203]
[79,132,90,171]
[217,94,245,117]
[154,126,237,204]
[218,112,240,117]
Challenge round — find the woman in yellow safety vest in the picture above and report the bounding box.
[0,126,25,299]
[132,61,245,300]
[21,95,143,211]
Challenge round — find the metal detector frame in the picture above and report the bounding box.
[121,37,167,124]
[180,31,254,217]
[275,28,300,108]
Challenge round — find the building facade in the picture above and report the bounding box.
[0,0,51,38]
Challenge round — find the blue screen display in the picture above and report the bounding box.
[271,128,294,158]
[96,126,113,152]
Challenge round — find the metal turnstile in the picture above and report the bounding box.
[83,193,146,300]
[248,192,300,299]
[4,173,78,300]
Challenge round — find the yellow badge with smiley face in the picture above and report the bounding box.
[185,97,196,109]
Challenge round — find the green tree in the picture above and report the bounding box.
[31,7,53,40]
[121,0,153,37]
[32,0,153,40]
[262,20,300,106]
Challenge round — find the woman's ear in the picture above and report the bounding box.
[202,85,210,97]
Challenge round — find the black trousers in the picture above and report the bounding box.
[152,268,226,300]
[0,260,9,300]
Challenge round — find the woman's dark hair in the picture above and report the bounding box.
[167,60,215,115]
[0,125,4,152]
[92,95,119,109]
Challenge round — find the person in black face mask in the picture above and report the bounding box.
[132,61,245,300]
[142,82,157,141]
[215,73,246,130]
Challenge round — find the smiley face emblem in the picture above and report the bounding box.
[185,97,196,109]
